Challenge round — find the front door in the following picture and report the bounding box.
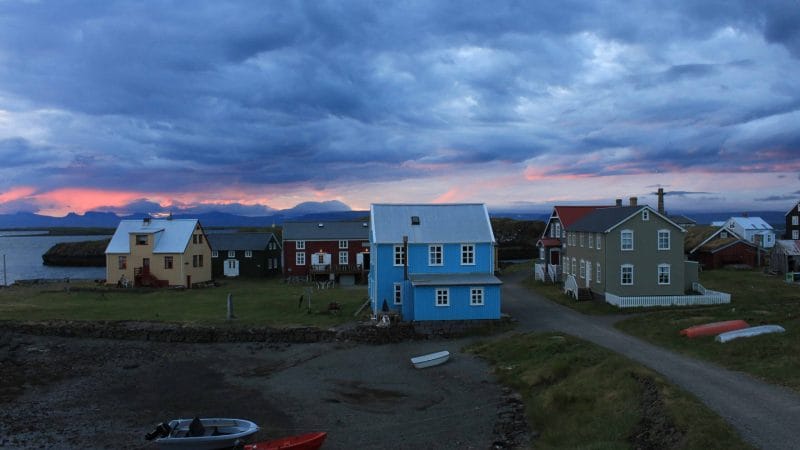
[224,259,240,277]
[142,258,150,274]
[550,249,560,265]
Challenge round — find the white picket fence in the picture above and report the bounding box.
[605,283,731,308]
[534,262,561,283]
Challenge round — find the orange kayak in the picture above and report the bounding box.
[244,432,327,450]
[680,320,749,338]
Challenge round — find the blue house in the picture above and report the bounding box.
[368,203,502,321]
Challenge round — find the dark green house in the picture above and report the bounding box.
[208,232,281,278]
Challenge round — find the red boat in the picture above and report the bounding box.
[244,432,327,450]
[680,320,749,338]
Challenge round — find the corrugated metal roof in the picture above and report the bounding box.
[775,239,800,256]
[206,233,276,251]
[728,217,773,231]
[409,273,502,286]
[105,219,199,254]
[282,221,369,240]
[554,205,612,228]
[569,206,643,233]
[370,203,494,244]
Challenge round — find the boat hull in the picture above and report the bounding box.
[155,418,259,450]
[680,320,749,338]
[716,325,786,343]
[411,350,450,369]
[244,431,327,450]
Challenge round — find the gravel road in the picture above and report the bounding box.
[502,271,800,450]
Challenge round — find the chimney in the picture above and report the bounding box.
[629,197,638,207]
[657,188,665,215]
[615,199,623,207]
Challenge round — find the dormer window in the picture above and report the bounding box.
[642,209,650,221]
[135,234,148,245]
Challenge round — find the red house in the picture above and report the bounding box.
[282,221,370,285]
[685,226,759,269]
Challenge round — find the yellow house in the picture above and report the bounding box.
[105,218,212,287]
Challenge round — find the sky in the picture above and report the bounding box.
[0,0,799,217]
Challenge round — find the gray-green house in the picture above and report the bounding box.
[562,202,699,299]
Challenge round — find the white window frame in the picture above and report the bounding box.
[658,264,671,285]
[393,283,402,305]
[470,287,484,306]
[596,262,601,283]
[435,288,450,307]
[339,240,348,249]
[579,260,585,278]
[228,250,236,258]
[621,264,634,285]
[296,240,305,250]
[794,230,799,240]
[393,245,406,266]
[721,231,728,238]
[657,230,670,251]
[461,244,475,265]
[588,233,593,249]
[579,232,584,247]
[429,244,443,266]
[596,235,601,250]
[295,252,305,266]
[245,250,253,258]
[621,230,634,251]
[793,216,799,226]
[642,209,650,221]
[339,251,348,265]
[571,257,576,275]
[211,250,218,258]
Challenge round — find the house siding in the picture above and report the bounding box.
[411,285,501,321]
[785,202,800,239]
[283,239,369,277]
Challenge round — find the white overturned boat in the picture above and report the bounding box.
[148,417,259,450]
[411,350,450,369]
[716,325,786,343]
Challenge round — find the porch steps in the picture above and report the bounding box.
[577,288,594,301]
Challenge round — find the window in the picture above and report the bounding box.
[339,251,348,265]
[579,233,584,247]
[621,264,634,285]
[794,230,799,240]
[393,245,406,266]
[118,256,127,269]
[245,250,252,258]
[658,264,670,285]
[198,234,203,244]
[192,235,198,244]
[192,255,198,267]
[721,231,728,238]
[296,252,306,266]
[555,223,561,238]
[470,287,484,305]
[198,255,204,267]
[596,262,601,283]
[212,250,218,258]
[658,230,670,250]
[621,230,634,251]
[228,250,236,258]
[571,257,576,275]
[393,283,402,305]
[268,242,276,250]
[435,288,449,306]
[339,240,348,249]
[296,240,305,250]
[589,233,593,249]
[164,256,173,269]
[642,209,650,221]
[461,244,475,265]
[793,216,799,226]
[429,245,443,265]
[579,260,585,278]
[135,234,148,245]
[596,235,601,250]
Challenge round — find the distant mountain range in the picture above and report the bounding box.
[0,206,788,230]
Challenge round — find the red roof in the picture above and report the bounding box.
[554,205,612,228]
[539,237,561,247]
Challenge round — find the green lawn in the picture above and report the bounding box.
[525,267,800,392]
[0,278,369,327]
[469,332,752,449]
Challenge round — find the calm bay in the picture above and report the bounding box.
[0,232,108,286]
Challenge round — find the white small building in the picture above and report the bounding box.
[720,217,775,249]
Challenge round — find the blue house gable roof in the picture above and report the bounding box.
[371,203,495,244]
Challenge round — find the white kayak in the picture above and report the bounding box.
[151,417,259,450]
[715,325,786,343]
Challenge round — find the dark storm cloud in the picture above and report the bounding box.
[0,0,798,200]
[754,194,800,202]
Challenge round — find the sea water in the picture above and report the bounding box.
[0,233,109,286]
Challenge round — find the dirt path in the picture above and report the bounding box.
[0,331,519,449]
[502,271,800,450]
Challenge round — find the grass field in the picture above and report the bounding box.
[469,332,752,449]
[0,278,369,327]
[526,266,800,391]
